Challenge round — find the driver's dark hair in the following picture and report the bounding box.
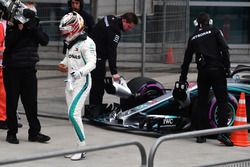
[68,0,84,11]
[197,12,210,26]
[121,12,138,25]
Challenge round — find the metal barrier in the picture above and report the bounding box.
[148,125,250,167]
[0,140,147,167]
[200,158,250,167]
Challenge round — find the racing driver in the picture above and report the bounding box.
[58,12,96,160]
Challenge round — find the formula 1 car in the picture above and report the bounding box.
[85,65,250,134]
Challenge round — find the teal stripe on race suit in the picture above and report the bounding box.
[69,75,89,142]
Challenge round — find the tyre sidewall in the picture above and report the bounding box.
[208,94,237,128]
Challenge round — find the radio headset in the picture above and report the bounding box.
[193,19,213,27]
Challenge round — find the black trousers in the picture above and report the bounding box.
[89,59,106,105]
[3,67,41,136]
[193,68,230,130]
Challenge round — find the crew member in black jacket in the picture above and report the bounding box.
[177,12,233,146]
[89,12,138,113]
[2,1,50,144]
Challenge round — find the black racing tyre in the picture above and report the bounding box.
[120,77,165,111]
[191,93,237,129]
[208,93,237,128]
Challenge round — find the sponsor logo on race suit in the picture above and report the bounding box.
[68,54,81,59]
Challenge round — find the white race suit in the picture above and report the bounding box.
[60,36,96,146]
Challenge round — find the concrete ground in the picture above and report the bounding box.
[0,64,250,167]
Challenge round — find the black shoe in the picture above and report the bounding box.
[0,121,8,130]
[6,135,19,144]
[29,133,51,143]
[217,134,234,146]
[196,136,206,143]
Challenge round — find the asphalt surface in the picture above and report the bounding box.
[0,63,250,167]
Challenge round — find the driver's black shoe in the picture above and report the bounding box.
[196,136,206,143]
[217,134,234,146]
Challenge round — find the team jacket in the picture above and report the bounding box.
[0,21,5,66]
[180,26,230,81]
[3,23,49,68]
[89,15,123,75]
[60,34,96,77]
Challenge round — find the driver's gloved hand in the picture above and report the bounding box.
[224,68,231,78]
[173,80,188,101]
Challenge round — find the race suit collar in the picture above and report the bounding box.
[67,32,87,49]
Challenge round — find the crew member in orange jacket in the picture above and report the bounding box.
[0,17,7,129]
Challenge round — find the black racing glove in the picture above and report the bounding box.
[173,80,189,102]
[104,77,116,95]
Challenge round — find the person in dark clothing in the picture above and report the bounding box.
[63,0,94,54]
[88,12,138,114]
[177,12,233,146]
[67,0,94,34]
[2,1,50,144]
